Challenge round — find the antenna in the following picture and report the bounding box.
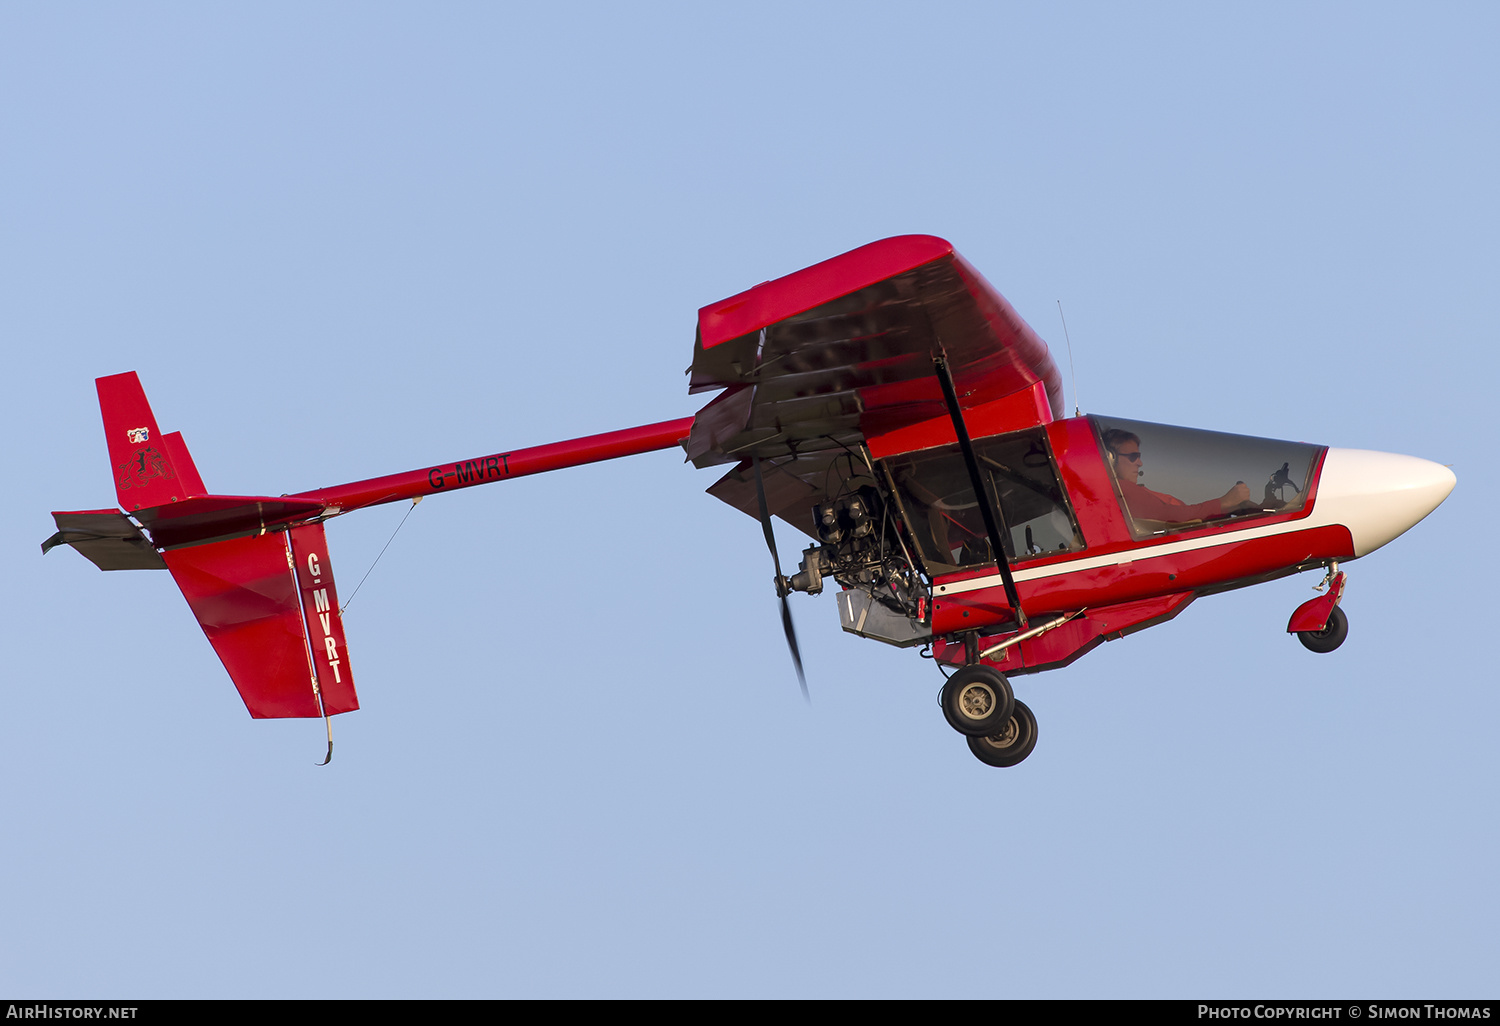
[1057,300,1080,417]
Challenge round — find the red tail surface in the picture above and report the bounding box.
[42,372,358,720]
[288,522,358,715]
[55,368,677,727]
[97,371,207,511]
[162,522,358,719]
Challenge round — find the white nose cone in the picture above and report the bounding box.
[1315,448,1457,557]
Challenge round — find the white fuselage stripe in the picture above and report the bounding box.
[935,513,1333,597]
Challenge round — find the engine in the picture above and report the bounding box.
[780,485,924,621]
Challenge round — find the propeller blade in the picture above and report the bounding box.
[752,454,809,702]
[778,591,809,703]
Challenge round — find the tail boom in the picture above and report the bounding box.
[290,417,695,513]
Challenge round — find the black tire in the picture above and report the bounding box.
[940,665,1014,737]
[1298,605,1348,654]
[967,700,1038,768]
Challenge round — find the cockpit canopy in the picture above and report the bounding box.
[1091,416,1323,540]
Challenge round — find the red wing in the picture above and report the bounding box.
[686,235,1063,531]
[686,235,1061,469]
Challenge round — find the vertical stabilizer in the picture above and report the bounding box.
[289,523,359,715]
[97,372,207,511]
[161,526,359,719]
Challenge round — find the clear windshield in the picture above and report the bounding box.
[883,429,1084,574]
[1091,416,1322,539]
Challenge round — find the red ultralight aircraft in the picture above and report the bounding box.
[43,235,1456,767]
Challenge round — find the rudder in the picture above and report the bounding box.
[162,522,359,719]
[97,372,207,511]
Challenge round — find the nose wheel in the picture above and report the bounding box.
[1289,567,1349,653]
[966,699,1038,768]
[1297,605,1348,653]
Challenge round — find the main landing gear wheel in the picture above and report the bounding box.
[967,699,1038,768]
[940,665,1015,737]
[1297,606,1348,654]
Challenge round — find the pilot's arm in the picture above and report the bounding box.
[1120,480,1252,523]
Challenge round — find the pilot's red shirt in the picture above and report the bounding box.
[1118,480,1222,523]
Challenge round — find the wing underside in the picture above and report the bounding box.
[686,235,1063,534]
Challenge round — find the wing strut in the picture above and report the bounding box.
[932,352,1028,629]
[752,453,810,702]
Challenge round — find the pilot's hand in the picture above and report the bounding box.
[1218,481,1252,511]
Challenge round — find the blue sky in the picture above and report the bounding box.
[3,3,1495,997]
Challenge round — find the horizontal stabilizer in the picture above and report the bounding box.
[135,494,326,550]
[163,525,358,719]
[41,510,167,570]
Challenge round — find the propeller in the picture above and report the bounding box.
[751,454,809,702]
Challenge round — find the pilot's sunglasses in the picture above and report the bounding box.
[1118,451,1142,462]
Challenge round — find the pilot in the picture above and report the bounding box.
[1103,429,1251,523]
